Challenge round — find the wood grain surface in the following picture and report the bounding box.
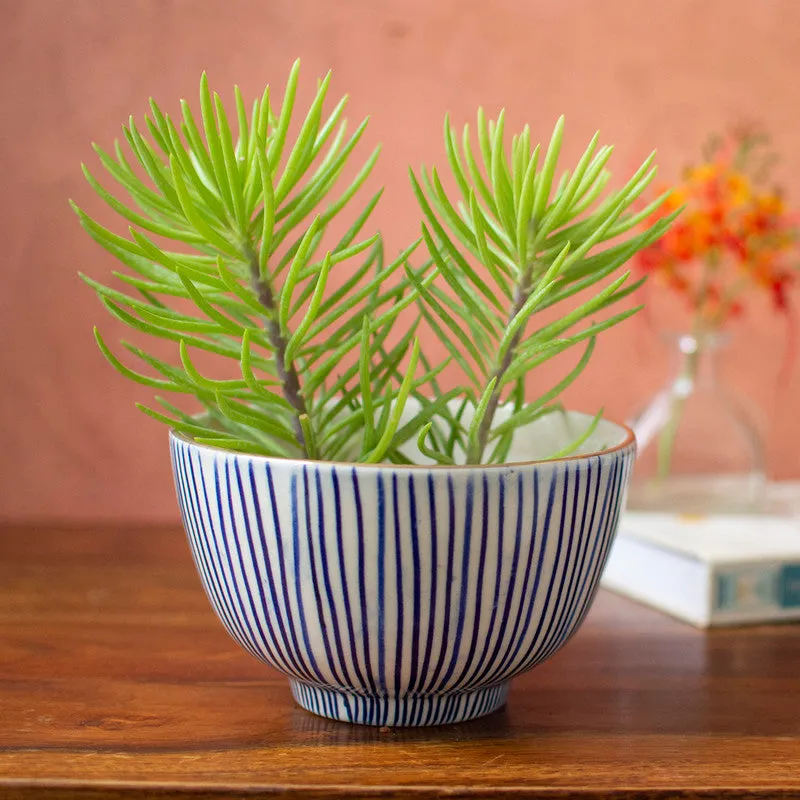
[1,524,799,799]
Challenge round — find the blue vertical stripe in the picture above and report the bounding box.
[438,475,475,691]
[483,468,551,684]
[312,466,352,688]
[352,468,377,696]
[459,472,507,691]
[289,472,325,683]
[406,474,421,695]
[421,475,457,694]
[264,462,313,680]
[231,459,287,671]
[331,467,367,689]
[391,472,404,700]
[172,443,251,655]
[535,458,599,664]
[247,462,308,680]
[302,466,342,685]
[466,471,523,689]
[416,473,439,692]
[452,473,492,690]
[211,458,264,663]
[376,472,387,695]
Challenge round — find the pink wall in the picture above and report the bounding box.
[1,0,799,522]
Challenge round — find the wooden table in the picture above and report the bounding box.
[2,524,799,799]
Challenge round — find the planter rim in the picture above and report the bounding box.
[170,410,635,471]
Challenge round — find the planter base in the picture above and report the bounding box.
[290,680,510,727]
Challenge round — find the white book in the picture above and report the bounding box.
[601,512,800,627]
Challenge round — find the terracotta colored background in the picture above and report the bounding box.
[1,0,799,523]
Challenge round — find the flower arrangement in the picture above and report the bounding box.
[637,129,798,332]
[630,130,798,490]
[74,63,675,466]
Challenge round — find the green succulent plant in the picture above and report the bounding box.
[74,61,676,465]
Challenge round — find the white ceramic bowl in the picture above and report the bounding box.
[170,411,635,726]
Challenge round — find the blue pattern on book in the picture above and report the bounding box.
[780,565,800,608]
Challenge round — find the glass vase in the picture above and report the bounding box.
[626,332,766,515]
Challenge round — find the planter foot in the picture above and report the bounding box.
[290,680,509,727]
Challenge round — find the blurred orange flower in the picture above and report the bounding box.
[637,130,798,330]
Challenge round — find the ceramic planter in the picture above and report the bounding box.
[170,411,635,726]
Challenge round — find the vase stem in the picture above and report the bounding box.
[656,339,700,480]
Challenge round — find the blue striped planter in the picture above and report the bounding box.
[170,417,635,726]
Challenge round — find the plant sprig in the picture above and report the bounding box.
[411,112,678,463]
[75,63,437,463]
